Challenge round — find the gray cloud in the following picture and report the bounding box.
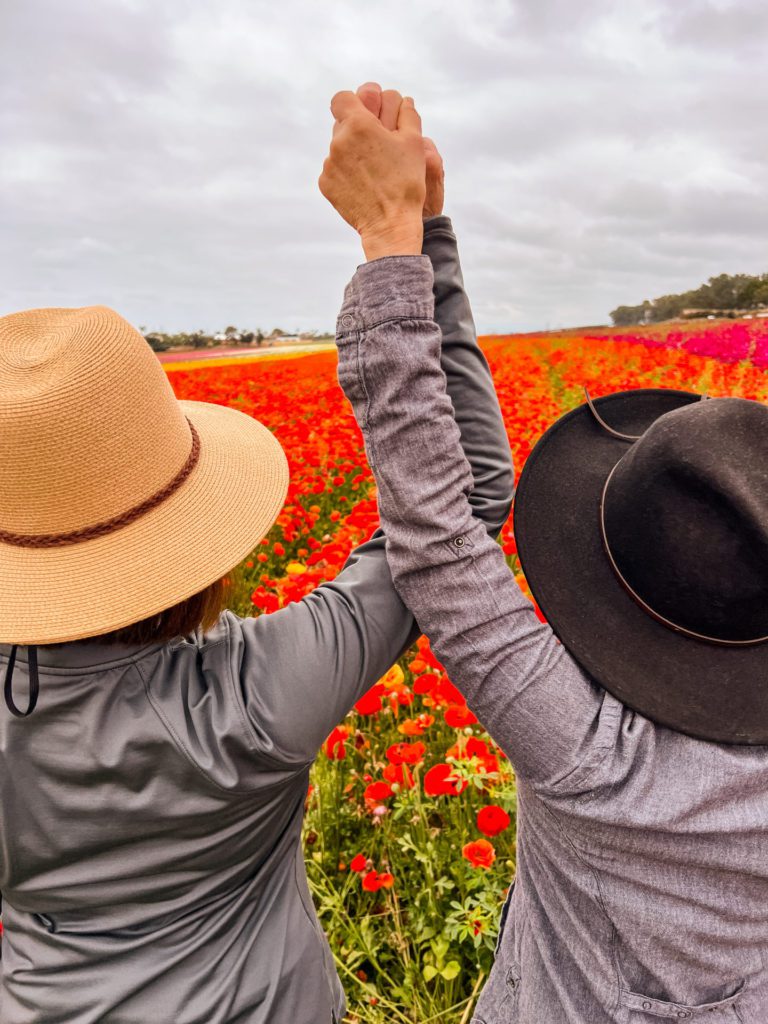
[1,0,765,333]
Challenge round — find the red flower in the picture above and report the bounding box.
[323,726,348,760]
[354,683,385,716]
[386,741,426,766]
[423,763,468,797]
[412,673,436,694]
[250,587,280,613]
[383,763,415,789]
[463,838,496,869]
[447,736,499,775]
[444,704,478,728]
[350,854,367,873]
[477,805,511,837]
[362,870,395,892]
[364,781,394,801]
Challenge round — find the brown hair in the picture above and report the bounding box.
[79,562,246,646]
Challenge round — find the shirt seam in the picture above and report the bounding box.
[534,794,624,1013]
[222,611,316,776]
[536,698,623,797]
[433,540,617,797]
[338,313,435,338]
[135,657,257,796]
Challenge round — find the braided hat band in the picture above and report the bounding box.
[0,305,289,720]
[3,417,201,715]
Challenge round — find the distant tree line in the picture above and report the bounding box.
[610,272,768,326]
[142,325,334,353]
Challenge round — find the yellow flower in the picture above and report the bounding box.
[379,664,405,692]
[286,561,307,576]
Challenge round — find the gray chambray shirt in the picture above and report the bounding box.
[335,254,768,1023]
[0,216,514,1023]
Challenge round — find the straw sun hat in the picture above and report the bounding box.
[0,306,289,710]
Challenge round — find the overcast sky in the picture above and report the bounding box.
[2,0,766,334]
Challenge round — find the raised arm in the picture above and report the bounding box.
[228,219,513,766]
[334,257,618,794]
[422,213,512,531]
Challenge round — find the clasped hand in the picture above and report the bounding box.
[318,82,445,261]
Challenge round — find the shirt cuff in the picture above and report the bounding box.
[422,214,454,236]
[336,255,435,337]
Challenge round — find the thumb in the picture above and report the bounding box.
[396,95,422,136]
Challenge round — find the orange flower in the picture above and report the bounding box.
[397,714,435,736]
[462,838,496,869]
[383,763,415,789]
[386,741,426,766]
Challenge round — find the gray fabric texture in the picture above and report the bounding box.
[0,215,514,1023]
[335,254,768,1023]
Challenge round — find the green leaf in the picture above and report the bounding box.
[441,961,461,981]
[422,965,438,982]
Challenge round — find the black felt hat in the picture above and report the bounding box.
[512,386,768,745]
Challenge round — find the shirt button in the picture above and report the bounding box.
[677,1013,691,1020]
[341,314,355,328]
[642,1003,652,1011]
[454,537,465,547]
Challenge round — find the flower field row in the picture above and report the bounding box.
[163,325,768,1022]
[487,315,768,370]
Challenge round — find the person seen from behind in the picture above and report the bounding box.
[321,88,768,1023]
[0,82,514,1023]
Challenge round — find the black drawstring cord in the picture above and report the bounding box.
[4,645,39,717]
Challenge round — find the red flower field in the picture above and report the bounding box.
[3,321,760,1020]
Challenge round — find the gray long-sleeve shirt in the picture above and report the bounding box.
[0,216,514,1023]
[335,254,768,1023]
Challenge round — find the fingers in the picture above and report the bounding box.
[397,95,422,136]
[379,89,402,131]
[356,81,382,118]
[330,90,363,123]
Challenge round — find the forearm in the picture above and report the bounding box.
[421,215,514,534]
[335,261,611,790]
[337,224,514,539]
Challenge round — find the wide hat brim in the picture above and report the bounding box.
[512,387,768,745]
[0,400,289,644]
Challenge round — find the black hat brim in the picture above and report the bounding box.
[512,387,768,745]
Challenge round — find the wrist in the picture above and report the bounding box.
[360,218,424,262]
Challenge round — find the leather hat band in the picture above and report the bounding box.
[594,409,768,648]
[0,418,200,549]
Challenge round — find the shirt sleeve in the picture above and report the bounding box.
[334,258,618,794]
[227,225,515,767]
